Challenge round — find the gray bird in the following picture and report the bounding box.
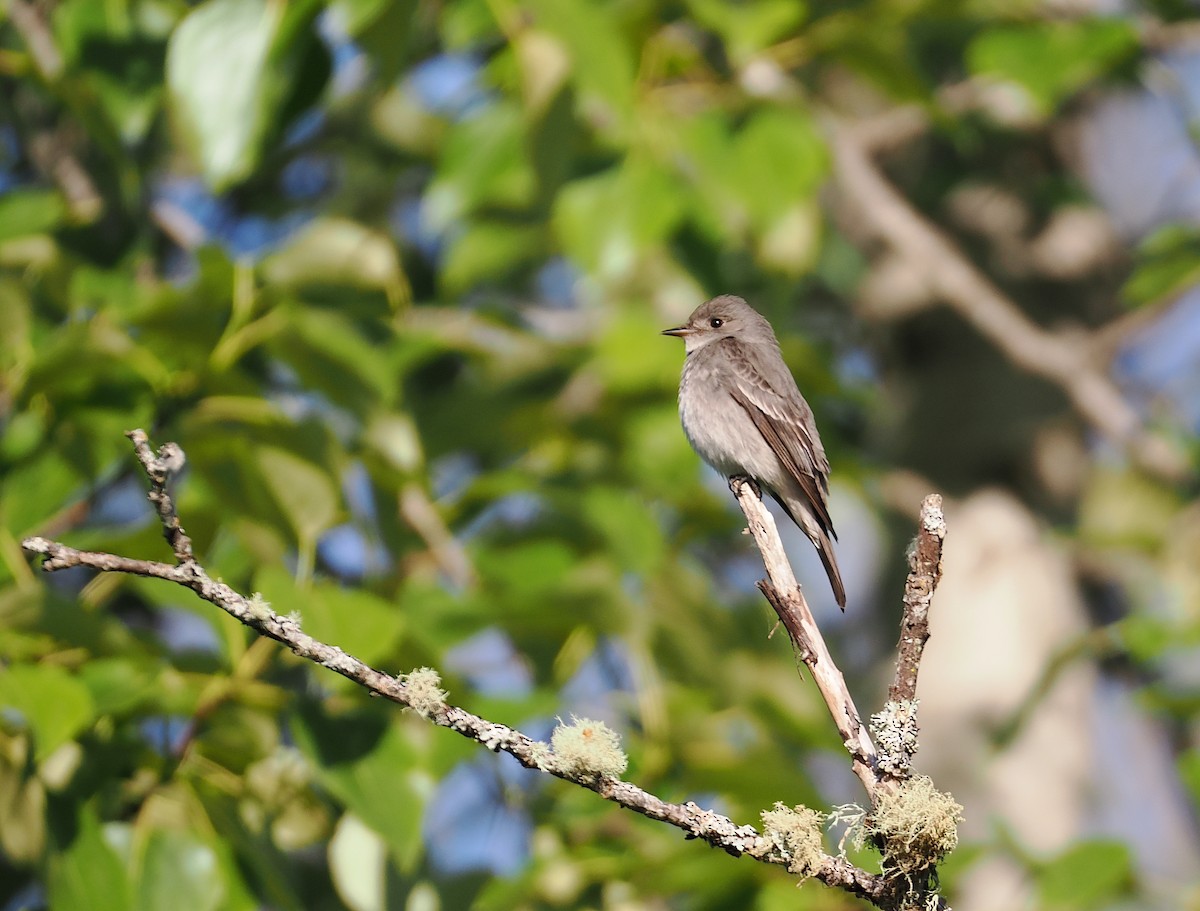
[663,295,846,608]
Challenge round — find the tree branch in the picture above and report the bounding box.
[888,494,945,707]
[19,431,938,909]
[728,478,884,798]
[828,120,1190,482]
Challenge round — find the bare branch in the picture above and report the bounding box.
[126,430,194,564]
[728,478,883,798]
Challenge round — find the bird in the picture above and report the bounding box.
[662,295,846,609]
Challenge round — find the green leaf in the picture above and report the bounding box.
[257,446,340,550]
[581,486,664,574]
[1124,224,1200,306]
[1181,748,1200,807]
[47,807,130,911]
[677,109,827,244]
[425,104,537,229]
[1038,840,1133,908]
[622,404,700,495]
[967,20,1139,116]
[295,713,425,865]
[523,0,636,134]
[261,217,407,304]
[166,0,322,189]
[592,309,682,394]
[0,664,95,761]
[328,814,388,911]
[472,537,576,595]
[441,222,544,295]
[734,109,828,228]
[135,830,224,911]
[272,305,396,406]
[78,657,160,716]
[53,0,170,145]
[555,162,686,275]
[0,190,66,242]
[684,0,805,63]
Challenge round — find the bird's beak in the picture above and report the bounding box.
[661,326,693,337]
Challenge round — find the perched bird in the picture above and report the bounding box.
[663,295,846,608]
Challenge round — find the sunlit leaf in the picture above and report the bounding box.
[685,0,805,63]
[441,222,544,295]
[261,217,407,304]
[592,309,681,394]
[426,104,537,229]
[257,447,340,549]
[523,0,635,133]
[967,20,1139,117]
[328,814,388,911]
[581,486,664,573]
[1124,224,1200,306]
[47,808,129,911]
[166,0,323,189]
[78,658,160,717]
[555,163,686,276]
[135,830,224,911]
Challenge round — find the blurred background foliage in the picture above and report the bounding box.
[1,0,1199,909]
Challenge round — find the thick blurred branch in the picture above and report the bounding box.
[21,431,943,909]
[828,119,1190,482]
[8,0,104,224]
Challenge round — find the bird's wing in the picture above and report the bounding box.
[721,338,836,538]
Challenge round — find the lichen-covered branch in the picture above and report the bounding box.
[888,495,945,706]
[727,480,957,910]
[19,431,929,909]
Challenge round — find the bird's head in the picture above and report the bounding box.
[661,295,778,354]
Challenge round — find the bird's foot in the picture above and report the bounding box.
[728,475,762,499]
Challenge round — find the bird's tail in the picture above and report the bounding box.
[773,494,847,610]
[812,527,847,610]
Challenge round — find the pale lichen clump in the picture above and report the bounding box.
[871,699,921,776]
[528,740,553,771]
[550,716,628,779]
[402,667,448,718]
[761,803,826,878]
[870,775,963,874]
[246,592,273,622]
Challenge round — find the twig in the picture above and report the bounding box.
[829,120,1190,482]
[887,495,946,707]
[399,483,477,589]
[126,430,193,563]
[19,431,928,909]
[729,478,883,798]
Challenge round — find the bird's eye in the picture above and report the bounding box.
[709,317,724,328]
